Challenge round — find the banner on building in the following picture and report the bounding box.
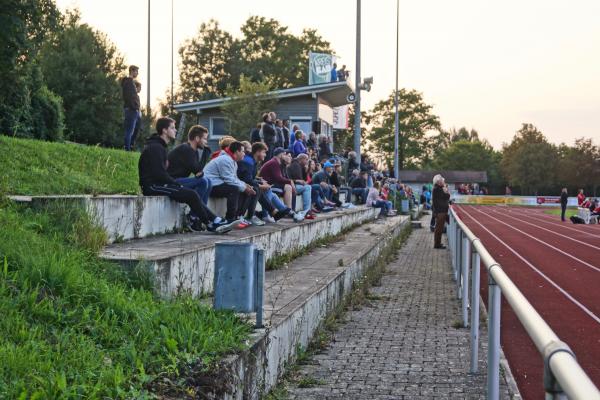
[332,105,349,130]
[309,52,334,85]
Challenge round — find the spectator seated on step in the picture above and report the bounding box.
[138,117,234,234]
[210,135,237,160]
[259,147,304,222]
[349,170,369,205]
[286,153,315,219]
[366,181,394,217]
[311,161,340,209]
[203,141,257,228]
[330,162,352,207]
[167,124,212,204]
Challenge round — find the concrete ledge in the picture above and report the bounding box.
[201,215,411,399]
[10,193,343,243]
[101,206,379,297]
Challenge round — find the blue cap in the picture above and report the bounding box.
[323,161,334,168]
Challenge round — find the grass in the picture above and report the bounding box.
[544,208,577,218]
[0,201,252,399]
[0,136,140,195]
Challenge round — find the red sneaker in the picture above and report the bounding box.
[236,222,250,229]
[305,213,316,220]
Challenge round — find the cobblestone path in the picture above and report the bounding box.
[286,219,515,399]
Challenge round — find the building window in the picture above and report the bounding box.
[289,116,312,137]
[210,117,229,138]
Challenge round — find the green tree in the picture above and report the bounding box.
[501,123,559,195]
[221,76,276,141]
[557,138,600,196]
[178,20,235,102]
[175,16,334,104]
[39,11,126,146]
[0,0,63,138]
[365,89,440,170]
[433,140,504,193]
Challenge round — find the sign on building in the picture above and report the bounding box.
[309,52,334,85]
[332,105,349,130]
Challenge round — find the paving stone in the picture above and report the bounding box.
[287,218,518,399]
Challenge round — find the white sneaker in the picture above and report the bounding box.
[250,215,266,226]
[263,214,276,224]
[293,211,305,222]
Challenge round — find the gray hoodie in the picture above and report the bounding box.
[203,151,246,192]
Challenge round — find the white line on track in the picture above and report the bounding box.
[465,205,600,274]
[506,207,600,234]
[484,207,600,252]
[457,205,600,325]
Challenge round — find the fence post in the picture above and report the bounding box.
[470,250,481,374]
[457,232,463,299]
[487,272,501,400]
[462,237,470,327]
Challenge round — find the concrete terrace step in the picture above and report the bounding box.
[101,206,378,297]
[10,193,334,244]
[209,215,411,399]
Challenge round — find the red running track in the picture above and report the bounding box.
[453,205,600,400]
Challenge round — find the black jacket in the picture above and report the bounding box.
[282,127,290,149]
[560,192,568,206]
[262,122,276,145]
[287,159,306,182]
[250,128,261,143]
[347,159,359,179]
[121,77,140,110]
[139,134,177,188]
[349,176,366,189]
[167,143,202,179]
[432,185,450,213]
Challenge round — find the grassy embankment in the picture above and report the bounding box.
[0,136,252,398]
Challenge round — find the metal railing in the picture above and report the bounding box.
[447,207,600,400]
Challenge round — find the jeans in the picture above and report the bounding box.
[367,174,373,188]
[351,188,368,204]
[294,184,312,213]
[373,199,392,215]
[262,188,288,212]
[175,176,212,204]
[124,108,141,151]
[311,184,326,209]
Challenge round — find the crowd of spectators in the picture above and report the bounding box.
[137,116,432,234]
[577,189,600,218]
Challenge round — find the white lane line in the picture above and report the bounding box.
[508,207,600,234]
[465,205,600,274]
[485,207,600,252]
[457,205,600,325]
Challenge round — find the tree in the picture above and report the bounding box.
[365,89,440,170]
[557,138,600,196]
[178,20,235,102]
[39,11,126,146]
[0,0,63,139]
[433,140,504,193]
[501,123,559,195]
[175,16,334,104]
[221,75,276,141]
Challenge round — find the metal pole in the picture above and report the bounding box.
[170,0,174,114]
[457,232,463,299]
[393,0,399,178]
[255,249,265,329]
[353,0,361,164]
[462,237,470,327]
[470,251,481,373]
[147,0,151,115]
[488,275,501,400]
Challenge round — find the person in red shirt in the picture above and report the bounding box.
[577,189,586,206]
[259,147,295,208]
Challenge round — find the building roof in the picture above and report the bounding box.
[398,170,488,183]
[173,81,354,113]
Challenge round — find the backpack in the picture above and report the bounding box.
[570,215,585,224]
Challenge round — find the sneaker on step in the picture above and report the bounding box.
[208,219,241,233]
[274,208,292,221]
[250,215,266,226]
[293,212,305,222]
[304,213,316,220]
[263,214,276,224]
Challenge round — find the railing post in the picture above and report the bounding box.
[462,236,470,327]
[457,232,463,299]
[487,272,501,400]
[470,250,481,374]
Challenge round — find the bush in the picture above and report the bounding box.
[30,84,64,141]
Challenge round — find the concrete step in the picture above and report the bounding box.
[205,215,411,399]
[101,206,378,297]
[10,193,347,244]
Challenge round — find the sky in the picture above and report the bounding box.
[54,0,600,149]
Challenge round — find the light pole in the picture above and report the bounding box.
[170,0,174,114]
[393,0,400,179]
[354,0,362,163]
[146,0,151,115]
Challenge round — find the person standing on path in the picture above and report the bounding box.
[121,65,141,151]
[432,174,450,249]
[560,187,568,222]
